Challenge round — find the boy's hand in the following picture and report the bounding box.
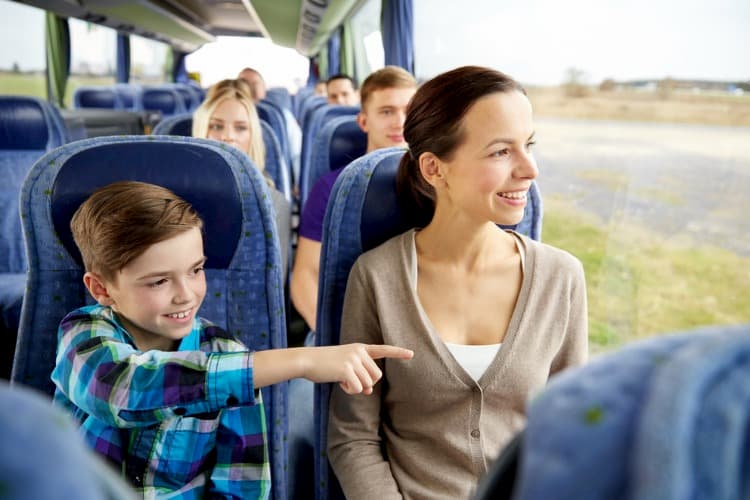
[304,343,414,395]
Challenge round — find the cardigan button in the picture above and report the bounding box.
[174,407,186,416]
[471,429,480,439]
[226,395,239,406]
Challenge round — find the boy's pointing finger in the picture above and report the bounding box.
[365,345,414,360]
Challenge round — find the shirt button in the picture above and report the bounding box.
[174,407,186,416]
[471,429,480,439]
[226,395,239,406]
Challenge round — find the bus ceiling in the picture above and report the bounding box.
[15,0,367,56]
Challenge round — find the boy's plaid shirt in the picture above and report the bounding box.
[52,305,271,499]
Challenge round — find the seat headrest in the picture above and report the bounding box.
[74,87,121,109]
[142,88,185,115]
[0,97,51,150]
[360,150,415,252]
[50,140,242,269]
[329,119,367,172]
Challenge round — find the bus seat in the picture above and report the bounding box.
[0,382,135,499]
[313,148,545,499]
[299,105,360,198]
[113,83,143,111]
[300,115,366,209]
[266,87,293,113]
[0,95,68,378]
[256,101,293,180]
[499,323,750,500]
[151,114,292,205]
[150,112,193,136]
[171,83,200,111]
[141,86,187,116]
[73,86,123,110]
[11,135,289,500]
[300,95,327,131]
[292,87,314,122]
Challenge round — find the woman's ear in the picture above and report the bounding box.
[418,152,445,188]
[83,272,115,306]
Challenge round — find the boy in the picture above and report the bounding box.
[52,181,412,498]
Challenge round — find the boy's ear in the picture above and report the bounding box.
[356,111,368,133]
[83,271,115,306]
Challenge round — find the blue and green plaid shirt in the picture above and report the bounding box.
[52,305,270,499]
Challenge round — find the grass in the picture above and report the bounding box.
[527,86,750,127]
[542,196,750,352]
[0,71,114,108]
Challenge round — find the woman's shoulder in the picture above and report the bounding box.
[354,229,414,270]
[522,235,585,276]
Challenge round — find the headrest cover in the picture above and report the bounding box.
[0,97,49,150]
[329,120,367,172]
[51,141,242,269]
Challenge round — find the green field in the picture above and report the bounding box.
[0,72,114,108]
[543,196,750,352]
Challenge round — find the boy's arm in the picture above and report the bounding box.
[53,310,256,428]
[209,404,269,498]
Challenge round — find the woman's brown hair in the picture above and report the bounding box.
[396,66,526,227]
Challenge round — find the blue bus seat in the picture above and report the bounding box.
[0,382,134,499]
[11,135,289,500]
[300,115,366,209]
[151,113,292,204]
[299,105,360,198]
[0,95,68,379]
[113,83,143,111]
[292,87,314,122]
[170,83,200,111]
[150,112,193,136]
[256,101,294,183]
[266,87,293,113]
[73,86,124,110]
[313,148,544,499]
[141,86,187,117]
[300,95,326,131]
[501,323,750,500]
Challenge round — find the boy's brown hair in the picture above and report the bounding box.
[70,181,203,281]
[359,66,417,110]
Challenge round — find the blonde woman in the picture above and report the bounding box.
[193,78,291,273]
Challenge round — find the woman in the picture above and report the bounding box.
[328,66,589,499]
[193,79,291,273]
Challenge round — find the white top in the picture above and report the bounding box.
[444,342,502,381]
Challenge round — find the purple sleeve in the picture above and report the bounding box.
[298,168,344,242]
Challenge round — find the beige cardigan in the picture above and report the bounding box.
[328,230,588,499]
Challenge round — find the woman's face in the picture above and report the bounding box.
[206,98,251,154]
[434,90,538,226]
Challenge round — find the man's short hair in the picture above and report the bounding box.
[326,74,357,89]
[71,181,203,281]
[359,66,417,109]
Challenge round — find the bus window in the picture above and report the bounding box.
[0,0,45,99]
[67,18,116,107]
[130,34,169,85]
[413,0,750,353]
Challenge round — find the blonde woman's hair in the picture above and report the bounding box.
[192,79,266,172]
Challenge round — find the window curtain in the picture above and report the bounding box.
[116,33,130,83]
[45,12,70,107]
[381,0,414,74]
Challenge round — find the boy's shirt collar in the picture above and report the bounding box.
[97,304,201,352]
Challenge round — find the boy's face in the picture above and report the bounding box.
[357,86,416,153]
[88,227,207,351]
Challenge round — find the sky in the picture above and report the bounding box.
[1,0,748,87]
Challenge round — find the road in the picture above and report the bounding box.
[534,117,750,256]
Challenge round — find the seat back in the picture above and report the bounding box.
[11,135,288,500]
[0,95,67,273]
[141,86,187,116]
[313,149,543,499]
[151,112,193,136]
[507,324,750,500]
[113,83,143,111]
[265,87,293,113]
[300,115,367,208]
[256,101,293,175]
[299,105,359,195]
[73,86,123,110]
